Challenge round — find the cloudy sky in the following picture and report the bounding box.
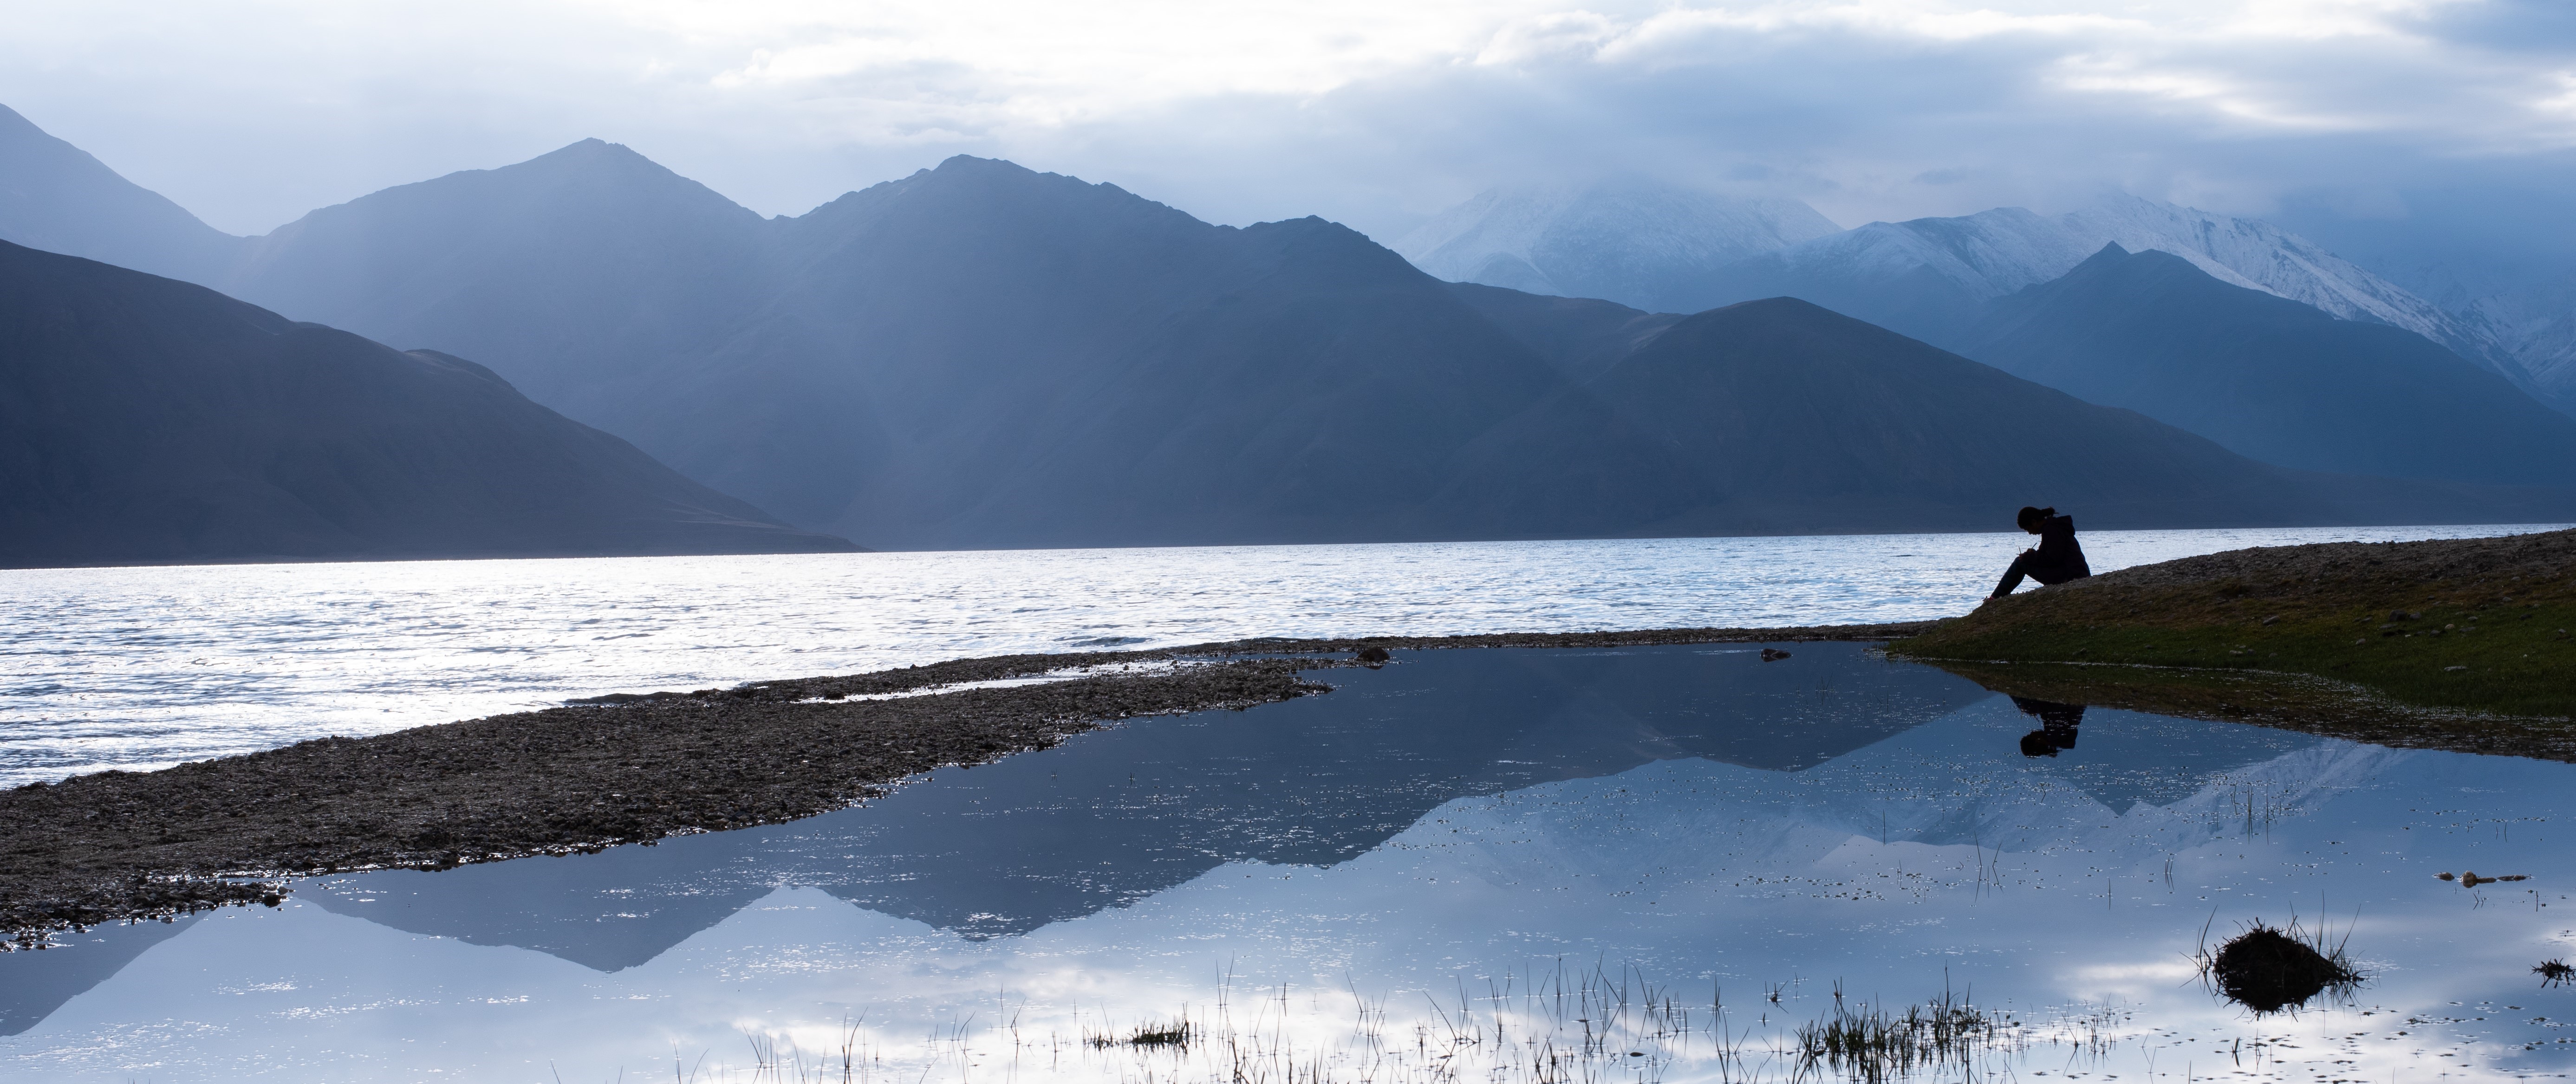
[7,0,2575,254]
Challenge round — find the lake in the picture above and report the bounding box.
[1,524,2562,786]
[4,642,2570,1082]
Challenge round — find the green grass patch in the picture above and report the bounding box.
[1888,530,2576,746]
[1901,601,2576,717]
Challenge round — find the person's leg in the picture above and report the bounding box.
[2030,559,2091,587]
[1992,551,2035,597]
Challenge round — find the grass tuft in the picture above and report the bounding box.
[2195,917,2363,1015]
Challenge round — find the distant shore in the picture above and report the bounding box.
[0,622,1924,947]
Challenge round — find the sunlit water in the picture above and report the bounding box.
[4,645,2570,1083]
[1,525,2560,786]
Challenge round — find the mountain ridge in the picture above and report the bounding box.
[0,104,243,283]
[6,115,2573,548]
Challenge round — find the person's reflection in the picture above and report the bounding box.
[2011,695,2086,757]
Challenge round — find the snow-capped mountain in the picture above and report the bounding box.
[1392,179,1841,312]
[2428,273,2576,413]
[1399,179,2550,404]
[1667,192,2543,398]
[2057,195,2524,383]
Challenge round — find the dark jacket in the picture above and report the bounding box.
[2031,514,2090,579]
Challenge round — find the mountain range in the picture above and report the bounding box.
[1961,245,2576,487]
[5,101,2575,562]
[0,240,853,568]
[1397,175,2567,413]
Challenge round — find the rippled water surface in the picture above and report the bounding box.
[0,525,2562,784]
[4,644,2571,1083]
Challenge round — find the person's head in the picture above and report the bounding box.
[2016,506,2055,533]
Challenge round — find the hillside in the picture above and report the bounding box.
[1891,528,2576,727]
[0,241,853,567]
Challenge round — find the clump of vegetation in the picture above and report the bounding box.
[2537,959,2574,988]
[1088,1014,1195,1049]
[2199,919,2362,1014]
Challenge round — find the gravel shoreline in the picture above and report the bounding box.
[1,622,1924,946]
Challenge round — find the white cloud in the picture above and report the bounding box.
[0,0,2570,239]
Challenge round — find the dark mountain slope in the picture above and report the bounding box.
[0,242,852,568]
[0,104,242,282]
[218,139,776,420]
[1443,282,1685,383]
[1432,299,2576,538]
[624,158,1595,545]
[1963,246,2576,487]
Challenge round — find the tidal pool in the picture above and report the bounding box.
[4,644,2572,1082]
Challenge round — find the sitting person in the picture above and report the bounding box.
[1992,505,2090,598]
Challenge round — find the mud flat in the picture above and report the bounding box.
[1892,527,2576,742]
[1,622,1922,945]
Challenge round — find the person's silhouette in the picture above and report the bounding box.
[1991,506,2091,598]
[2010,695,2085,757]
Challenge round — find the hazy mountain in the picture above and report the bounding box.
[9,121,2570,546]
[1963,245,2576,487]
[0,241,853,568]
[1433,296,2570,538]
[1684,206,2096,347]
[218,138,779,422]
[2372,271,2576,416]
[0,104,241,282]
[2265,188,2576,416]
[1392,179,1841,311]
[267,151,2571,545]
[1686,195,2521,383]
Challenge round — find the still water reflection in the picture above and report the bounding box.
[4,645,2572,1082]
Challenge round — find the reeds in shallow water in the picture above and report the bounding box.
[1794,982,2019,1084]
[633,961,2134,1084]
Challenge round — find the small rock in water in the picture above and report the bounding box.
[1759,648,1791,662]
[1354,646,1391,665]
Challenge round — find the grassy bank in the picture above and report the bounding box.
[1890,528,2576,722]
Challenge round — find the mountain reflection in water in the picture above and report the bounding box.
[4,644,2571,1084]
